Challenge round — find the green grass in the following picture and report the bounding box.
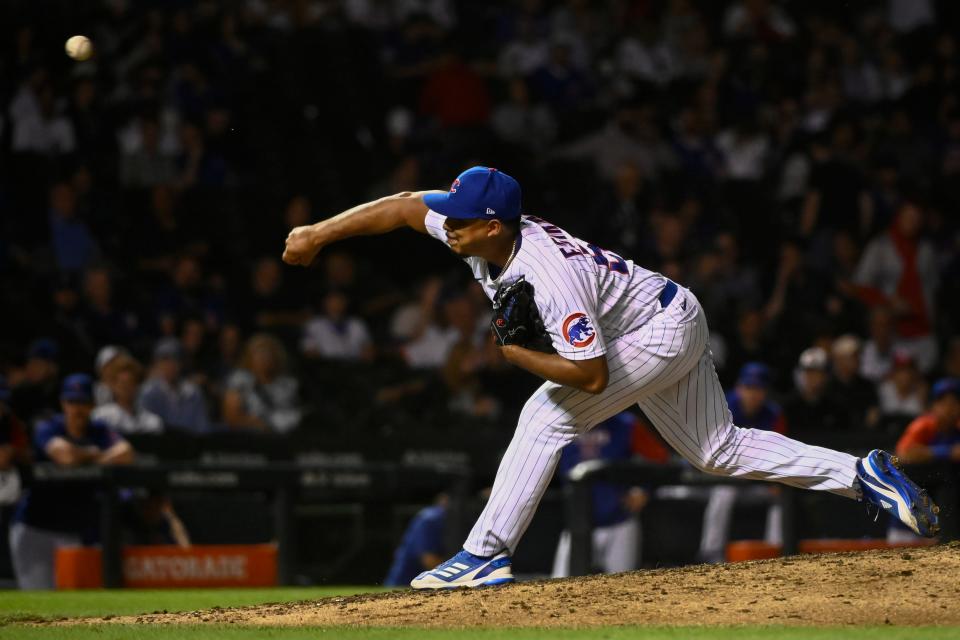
[2,626,956,640]
[0,586,386,623]
[1,589,954,639]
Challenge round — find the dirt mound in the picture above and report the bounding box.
[77,543,960,628]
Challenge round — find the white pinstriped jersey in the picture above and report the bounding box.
[425,210,669,361]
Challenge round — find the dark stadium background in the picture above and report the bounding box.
[1,0,959,585]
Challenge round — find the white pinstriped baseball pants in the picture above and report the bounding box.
[464,287,860,557]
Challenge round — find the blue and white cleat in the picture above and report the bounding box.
[410,549,514,590]
[856,449,940,537]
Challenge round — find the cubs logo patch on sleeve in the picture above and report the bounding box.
[562,312,596,348]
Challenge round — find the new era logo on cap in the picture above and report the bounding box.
[423,166,522,221]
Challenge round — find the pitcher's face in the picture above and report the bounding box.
[443,218,500,256]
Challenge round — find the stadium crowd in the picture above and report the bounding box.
[1,0,960,495]
[3,0,959,439]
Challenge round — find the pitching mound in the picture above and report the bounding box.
[77,543,959,628]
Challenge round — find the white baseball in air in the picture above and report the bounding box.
[65,35,93,61]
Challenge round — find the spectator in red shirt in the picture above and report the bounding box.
[851,201,938,372]
[895,378,960,464]
[419,48,491,128]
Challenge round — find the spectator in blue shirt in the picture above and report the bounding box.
[726,362,788,433]
[48,182,99,274]
[10,374,134,589]
[138,338,210,433]
[699,363,785,563]
[553,411,664,577]
[384,494,448,587]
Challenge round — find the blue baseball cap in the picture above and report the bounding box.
[60,373,94,404]
[738,362,770,388]
[423,166,522,221]
[28,338,59,362]
[932,378,960,402]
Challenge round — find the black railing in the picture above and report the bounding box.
[563,459,959,577]
[26,461,470,588]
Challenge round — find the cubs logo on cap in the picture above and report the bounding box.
[562,312,596,348]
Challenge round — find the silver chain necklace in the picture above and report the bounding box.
[493,237,519,283]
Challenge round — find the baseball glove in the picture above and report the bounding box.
[491,277,555,353]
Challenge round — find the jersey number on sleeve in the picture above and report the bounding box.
[585,244,629,275]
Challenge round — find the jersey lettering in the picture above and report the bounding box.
[527,215,585,258]
[527,215,627,274]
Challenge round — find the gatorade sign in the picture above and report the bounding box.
[56,544,277,589]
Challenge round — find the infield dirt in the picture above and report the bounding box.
[70,543,960,628]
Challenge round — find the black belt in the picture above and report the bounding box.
[658,280,678,308]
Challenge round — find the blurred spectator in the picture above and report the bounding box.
[498,18,549,77]
[44,275,95,372]
[93,345,130,407]
[727,363,786,433]
[530,39,592,114]
[179,314,213,381]
[10,374,134,589]
[419,47,491,128]
[552,412,668,577]
[390,276,443,343]
[11,84,75,155]
[81,266,139,348]
[136,187,205,275]
[122,494,191,548]
[242,257,307,333]
[721,308,772,388]
[878,351,926,424]
[591,162,651,256]
[895,378,960,464]
[800,127,870,241]
[119,118,177,188]
[384,493,448,587]
[0,375,30,504]
[722,0,796,41]
[716,119,769,182]
[688,233,761,340]
[888,0,934,33]
[92,355,163,434]
[223,334,301,434]
[782,347,847,433]
[49,183,99,274]
[156,255,222,335]
[851,202,938,373]
[401,286,469,369]
[441,284,500,418]
[763,241,824,354]
[301,290,374,362]
[138,338,210,433]
[10,339,61,425]
[860,306,900,383]
[616,20,676,86]
[211,322,243,385]
[827,335,880,430]
[491,78,557,153]
[554,106,671,181]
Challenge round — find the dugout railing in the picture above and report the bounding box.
[563,459,959,577]
[26,461,470,588]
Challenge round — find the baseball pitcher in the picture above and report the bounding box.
[283,166,939,589]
